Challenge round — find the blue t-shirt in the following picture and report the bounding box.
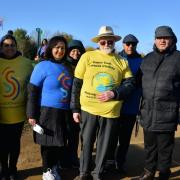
[30,60,73,109]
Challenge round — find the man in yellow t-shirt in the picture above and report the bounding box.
[71,26,135,180]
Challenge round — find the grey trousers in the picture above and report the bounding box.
[79,110,119,178]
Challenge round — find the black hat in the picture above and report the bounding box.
[7,30,13,35]
[155,26,175,38]
[123,34,139,43]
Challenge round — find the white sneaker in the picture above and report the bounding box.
[42,168,55,180]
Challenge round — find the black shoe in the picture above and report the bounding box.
[138,169,155,180]
[158,170,171,180]
[104,160,116,173]
[116,166,127,175]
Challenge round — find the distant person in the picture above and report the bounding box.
[35,38,48,61]
[0,33,33,180]
[138,26,180,180]
[63,40,85,168]
[71,26,135,180]
[27,36,73,180]
[7,30,14,36]
[105,34,142,174]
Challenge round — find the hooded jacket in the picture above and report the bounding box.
[66,40,85,67]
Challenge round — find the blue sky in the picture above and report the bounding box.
[0,0,180,54]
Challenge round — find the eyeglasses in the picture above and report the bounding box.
[99,40,114,46]
[125,42,137,47]
[3,44,16,48]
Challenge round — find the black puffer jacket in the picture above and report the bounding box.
[140,44,180,131]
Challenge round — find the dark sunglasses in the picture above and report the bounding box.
[125,42,137,47]
[3,44,16,48]
[99,40,114,46]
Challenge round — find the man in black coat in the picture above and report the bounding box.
[138,26,180,180]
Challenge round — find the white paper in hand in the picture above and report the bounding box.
[33,124,44,135]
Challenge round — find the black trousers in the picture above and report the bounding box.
[0,122,24,176]
[107,114,136,167]
[115,115,136,167]
[79,110,119,178]
[143,130,175,173]
[41,145,65,172]
[65,111,80,162]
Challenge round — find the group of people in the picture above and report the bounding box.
[0,24,180,180]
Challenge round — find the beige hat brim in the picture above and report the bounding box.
[91,35,121,43]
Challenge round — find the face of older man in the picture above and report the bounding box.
[98,37,115,54]
[155,37,173,52]
[123,42,137,55]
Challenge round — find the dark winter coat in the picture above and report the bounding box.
[119,50,142,115]
[140,44,180,132]
[66,39,86,68]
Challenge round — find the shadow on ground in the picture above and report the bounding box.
[18,167,79,180]
[18,167,42,179]
[17,128,180,180]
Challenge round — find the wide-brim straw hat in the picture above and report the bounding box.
[92,26,121,43]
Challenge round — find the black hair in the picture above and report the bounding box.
[41,38,48,46]
[45,36,68,61]
[0,34,17,47]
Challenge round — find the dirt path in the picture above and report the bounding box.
[17,126,180,180]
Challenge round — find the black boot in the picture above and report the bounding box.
[158,170,171,180]
[138,169,155,180]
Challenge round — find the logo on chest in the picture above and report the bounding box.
[2,67,20,100]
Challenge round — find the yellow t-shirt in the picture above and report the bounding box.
[74,50,132,118]
[0,56,33,124]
